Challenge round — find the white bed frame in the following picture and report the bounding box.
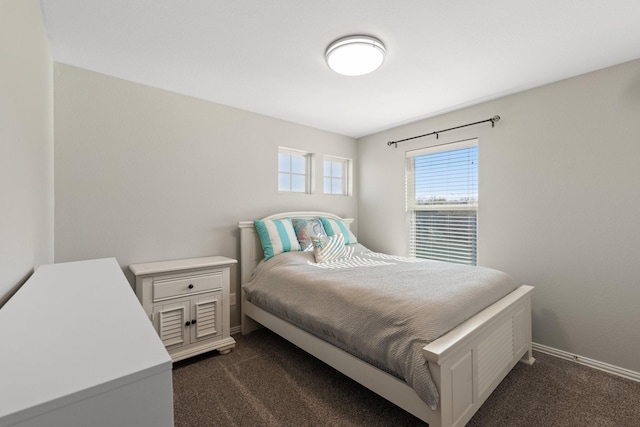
[239,212,534,427]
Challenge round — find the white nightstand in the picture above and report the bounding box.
[130,256,237,362]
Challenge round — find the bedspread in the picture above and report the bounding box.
[243,247,517,410]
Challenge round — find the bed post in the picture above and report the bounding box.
[239,220,261,334]
[518,296,536,366]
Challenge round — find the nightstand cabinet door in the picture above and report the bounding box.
[154,301,189,349]
[191,293,222,342]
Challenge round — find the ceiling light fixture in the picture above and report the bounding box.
[325,35,386,76]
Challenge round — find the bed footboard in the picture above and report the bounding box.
[424,285,534,427]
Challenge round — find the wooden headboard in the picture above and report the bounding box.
[238,211,354,288]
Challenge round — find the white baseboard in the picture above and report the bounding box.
[532,342,640,383]
[230,325,242,335]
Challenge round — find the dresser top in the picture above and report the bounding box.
[129,255,237,277]
[0,258,171,424]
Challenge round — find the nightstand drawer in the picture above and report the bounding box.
[153,271,222,301]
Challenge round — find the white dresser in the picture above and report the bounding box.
[0,258,173,427]
[130,256,236,362]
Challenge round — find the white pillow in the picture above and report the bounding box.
[311,233,354,263]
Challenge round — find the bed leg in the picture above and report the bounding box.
[242,314,260,335]
[241,290,261,334]
[520,348,536,366]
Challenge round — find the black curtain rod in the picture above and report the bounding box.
[387,115,501,148]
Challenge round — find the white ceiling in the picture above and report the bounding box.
[39,0,640,138]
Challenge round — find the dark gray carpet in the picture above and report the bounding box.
[173,329,640,426]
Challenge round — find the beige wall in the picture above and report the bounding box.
[53,64,358,327]
[358,58,640,373]
[0,0,54,306]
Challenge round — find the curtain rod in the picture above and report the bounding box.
[387,115,500,148]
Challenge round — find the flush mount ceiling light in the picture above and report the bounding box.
[325,35,386,76]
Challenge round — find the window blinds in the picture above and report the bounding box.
[406,139,478,265]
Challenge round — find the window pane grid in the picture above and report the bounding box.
[324,158,348,195]
[279,149,310,193]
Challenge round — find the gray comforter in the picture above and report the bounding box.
[243,246,518,410]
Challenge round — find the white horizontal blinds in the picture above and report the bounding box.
[406,139,478,265]
[411,210,478,264]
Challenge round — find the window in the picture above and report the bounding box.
[405,139,478,265]
[323,156,350,195]
[278,148,312,193]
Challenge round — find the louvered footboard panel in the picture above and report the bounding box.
[478,318,514,397]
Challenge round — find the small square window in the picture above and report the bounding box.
[323,156,350,196]
[278,148,312,193]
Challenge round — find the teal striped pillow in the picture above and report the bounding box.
[319,217,358,245]
[254,218,301,261]
[311,233,354,263]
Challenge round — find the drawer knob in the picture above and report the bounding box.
[188,284,194,289]
[185,321,191,326]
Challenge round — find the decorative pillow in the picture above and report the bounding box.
[319,217,358,245]
[254,218,301,261]
[311,233,354,263]
[292,218,327,251]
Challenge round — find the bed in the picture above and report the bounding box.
[239,211,534,427]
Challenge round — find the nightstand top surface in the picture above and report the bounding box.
[129,255,237,276]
